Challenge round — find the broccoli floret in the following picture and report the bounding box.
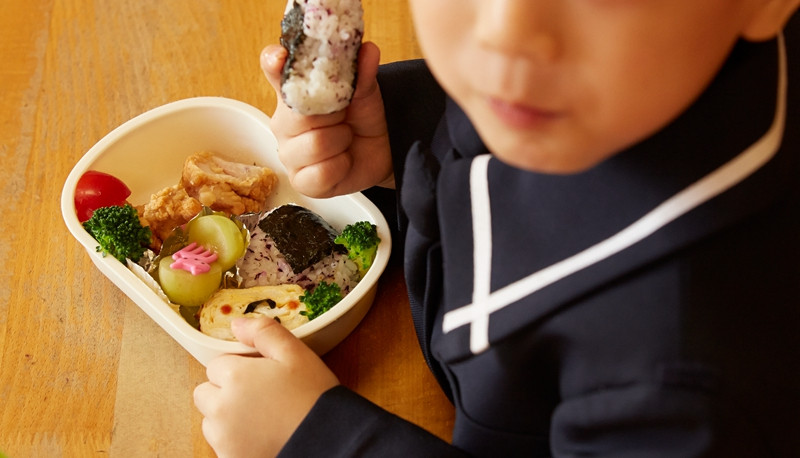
[83,203,152,263]
[300,281,343,320]
[334,221,380,277]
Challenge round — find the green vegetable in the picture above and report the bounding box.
[186,214,247,271]
[334,221,380,277]
[157,256,222,307]
[300,281,342,321]
[83,203,152,263]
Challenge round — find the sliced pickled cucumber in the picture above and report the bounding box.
[158,257,223,307]
[186,214,246,271]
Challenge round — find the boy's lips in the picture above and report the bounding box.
[487,97,562,129]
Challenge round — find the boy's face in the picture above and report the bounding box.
[409,0,773,173]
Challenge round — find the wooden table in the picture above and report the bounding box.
[0,1,455,455]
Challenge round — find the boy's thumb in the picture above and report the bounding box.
[260,44,287,93]
[352,41,381,101]
[231,316,303,361]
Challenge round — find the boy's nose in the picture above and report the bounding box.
[474,0,560,62]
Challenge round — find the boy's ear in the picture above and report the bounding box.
[742,0,800,41]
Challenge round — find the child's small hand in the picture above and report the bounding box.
[261,42,394,198]
[193,317,339,457]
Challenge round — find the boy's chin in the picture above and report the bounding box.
[486,140,608,175]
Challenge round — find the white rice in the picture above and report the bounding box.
[237,222,360,296]
[281,0,364,115]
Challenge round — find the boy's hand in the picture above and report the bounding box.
[262,42,394,198]
[194,317,339,457]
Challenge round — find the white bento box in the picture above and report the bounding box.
[61,97,391,366]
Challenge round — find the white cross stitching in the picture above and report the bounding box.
[467,154,493,354]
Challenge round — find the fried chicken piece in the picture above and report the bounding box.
[138,185,203,250]
[180,151,278,215]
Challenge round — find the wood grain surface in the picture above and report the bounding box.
[0,1,452,456]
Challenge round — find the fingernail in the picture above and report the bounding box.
[262,50,274,67]
[263,49,279,67]
[263,46,288,67]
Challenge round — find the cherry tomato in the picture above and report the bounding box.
[74,170,132,222]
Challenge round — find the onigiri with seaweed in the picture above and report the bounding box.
[280,0,364,115]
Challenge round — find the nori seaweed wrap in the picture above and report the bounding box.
[258,204,345,273]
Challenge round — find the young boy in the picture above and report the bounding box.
[194,1,800,456]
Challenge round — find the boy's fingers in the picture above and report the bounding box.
[193,381,218,415]
[282,122,353,167]
[260,44,287,92]
[352,41,381,101]
[271,104,348,139]
[231,316,304,361]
